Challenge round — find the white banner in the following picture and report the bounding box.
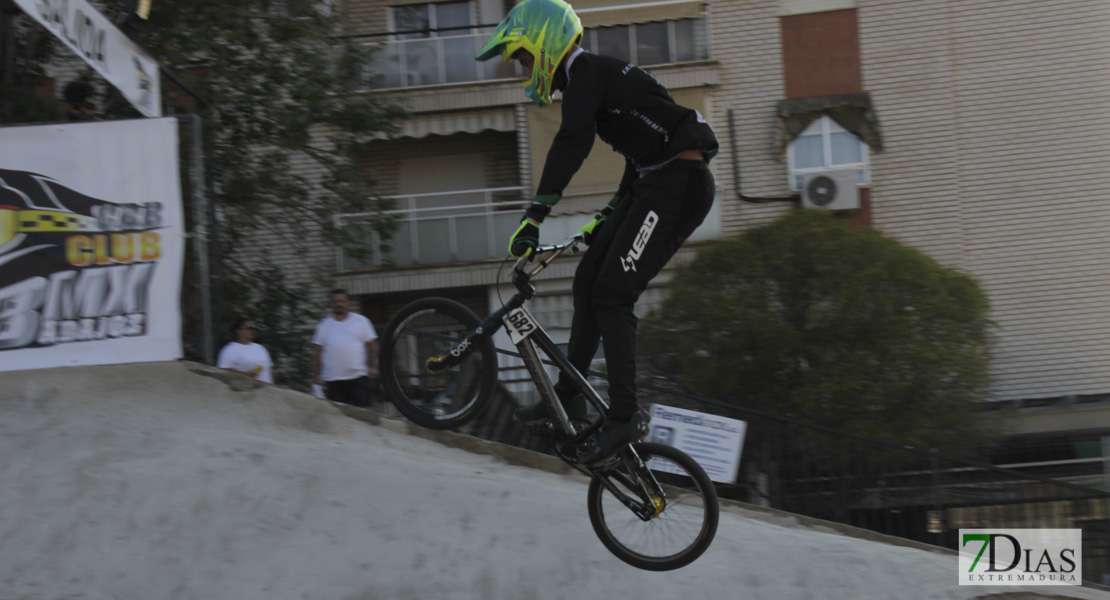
[13,0,161,117]
[647,404,747,484]
[0,118,184,371]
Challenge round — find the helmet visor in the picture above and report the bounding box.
[475,40,506,62]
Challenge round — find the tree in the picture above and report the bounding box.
[108,0,407,378]
[0,1,63,123]
[3,0,407,382]
[640,209,995,455]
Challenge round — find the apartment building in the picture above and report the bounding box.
[331,0,726,397]
[312,0,1110,429]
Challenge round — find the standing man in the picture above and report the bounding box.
[475,0,718,465]
[311,289,379,408]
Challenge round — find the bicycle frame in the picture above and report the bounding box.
[430,234,608,438]
[502,304,608,437]
[383,234,721,569]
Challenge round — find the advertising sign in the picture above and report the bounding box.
[647,404,747,484]
[0,118,184,371]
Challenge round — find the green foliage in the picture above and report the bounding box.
[110,1,404,367]
[1,85,62,123]
[641,210,994,454]
[0,12,62,124]
[117,0,407,254]
[220,260,317,390]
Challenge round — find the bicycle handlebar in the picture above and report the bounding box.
[513,233,585,279]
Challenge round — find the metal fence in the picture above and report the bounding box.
[451,352,1110,584]
[250,324,1110,583]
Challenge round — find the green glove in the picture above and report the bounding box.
[509,198,557,258]
[579,205,615,245]
[578,214,605,245]
[509,218,541,258]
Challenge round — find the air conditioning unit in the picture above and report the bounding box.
[801,170,860,211]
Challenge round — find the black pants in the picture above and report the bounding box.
[557,159,715,420]
[325,376,375,408]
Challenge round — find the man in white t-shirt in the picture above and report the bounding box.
[310,289,378,407]
[217,319,274,384]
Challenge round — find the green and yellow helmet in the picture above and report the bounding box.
[475,0,583,107]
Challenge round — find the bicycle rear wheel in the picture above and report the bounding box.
[379,297,497,430]
[587,442,719,571]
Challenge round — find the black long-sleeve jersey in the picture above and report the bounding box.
[535,51,719,205]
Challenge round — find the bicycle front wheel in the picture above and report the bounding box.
[587,442,719,571]
[379,297,497,430]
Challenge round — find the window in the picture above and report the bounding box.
[581,18,707,66]
[391,1,471,39]
[368,0,521,88]
[787,116,870,190]
[635,22,669,66]
[387,1,477,85]
[367,9,705,88]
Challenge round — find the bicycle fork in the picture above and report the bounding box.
[592,448,668,521]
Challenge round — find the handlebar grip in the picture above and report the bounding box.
[513,250,537,268]
[513,233,585,276]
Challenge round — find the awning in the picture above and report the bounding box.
[574,0,704,28]
[386,107,516,140]
[775,92,884,157]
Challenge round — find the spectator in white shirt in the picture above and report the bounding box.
[310,289,378,407]
[217,319,274,384]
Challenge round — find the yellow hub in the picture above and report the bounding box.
[649,495,665,519]
[425,355,446,373]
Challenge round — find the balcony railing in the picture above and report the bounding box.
[362,16,709,90]
[365,32,522,89]
[337,187,528,269]
[337,184,723,270]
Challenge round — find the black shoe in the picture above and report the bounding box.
[579,410,650,466]
[513,393,587,424]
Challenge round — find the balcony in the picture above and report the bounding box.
[337,187,528,269]
[363,15,709,90]
[365,32,522,89]
[336,185,723,271]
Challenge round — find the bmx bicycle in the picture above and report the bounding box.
[378,233,719,571]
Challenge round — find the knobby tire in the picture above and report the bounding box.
[587,442,719,571]
[379,297,497,430]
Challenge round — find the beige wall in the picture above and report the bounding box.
[697,0,1110,402]
[358,132,519,197]
[341,0,388,36]
[862,0,1110,402]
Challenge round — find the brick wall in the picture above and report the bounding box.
[781,8,862,98]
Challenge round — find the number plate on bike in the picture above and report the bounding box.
[503,307,538,345]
